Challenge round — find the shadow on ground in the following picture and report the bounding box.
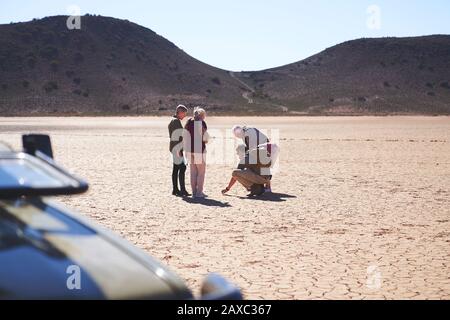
[182,197,232,207]
[231,192,296,202]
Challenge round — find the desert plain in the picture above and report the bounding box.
[0,116,449,299]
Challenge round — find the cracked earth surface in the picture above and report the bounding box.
[1,116,449,299]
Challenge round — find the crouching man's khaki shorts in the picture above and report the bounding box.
[232,169,270,190]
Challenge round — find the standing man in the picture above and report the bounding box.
[168,105,190,197]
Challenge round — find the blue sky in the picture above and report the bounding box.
[1,0,449,71]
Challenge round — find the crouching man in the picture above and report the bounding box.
[222,143,278,197]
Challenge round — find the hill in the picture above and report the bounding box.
[237,36,450,114]
[0,15,245,115]
[0,15,449,115]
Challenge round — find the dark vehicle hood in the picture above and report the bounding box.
[0,199,192,300]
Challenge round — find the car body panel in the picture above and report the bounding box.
[0,198,193,300]
[0,137,242,300]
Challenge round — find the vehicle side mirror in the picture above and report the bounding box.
[200,273,243,300]
[22,134,54,159]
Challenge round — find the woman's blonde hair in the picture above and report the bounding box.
[194,107,206,120]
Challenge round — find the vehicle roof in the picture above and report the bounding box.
[0,198,192,300]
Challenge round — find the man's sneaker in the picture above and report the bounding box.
[264,187,272,193]
[248,184,265,197]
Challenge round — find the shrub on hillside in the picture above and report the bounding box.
[20,32,33,43]
[42,31,55,45]
[39,46,58,60]
[74,52,84,64]
[440,82,449,89]
[211,77,221,85]
[27,58,36,68]
[50,60,59,72]
[43,81,58,93]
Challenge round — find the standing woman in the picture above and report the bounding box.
[184,107,209,198]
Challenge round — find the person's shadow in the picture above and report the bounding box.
[182,196,232,207]
[226,192,296,202]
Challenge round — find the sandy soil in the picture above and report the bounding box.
[1,116,449,300]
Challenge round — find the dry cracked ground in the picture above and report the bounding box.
[0,116,449,299]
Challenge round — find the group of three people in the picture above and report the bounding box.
[168,105,278,198]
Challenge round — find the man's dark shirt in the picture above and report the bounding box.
[168,116,183,153]
[243,127,269,151]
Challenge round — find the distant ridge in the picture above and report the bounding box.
[236,35,450,114]
[0,15,449,115]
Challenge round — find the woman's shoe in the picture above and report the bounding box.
[195,192,208,198]
[172,189,181,196]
